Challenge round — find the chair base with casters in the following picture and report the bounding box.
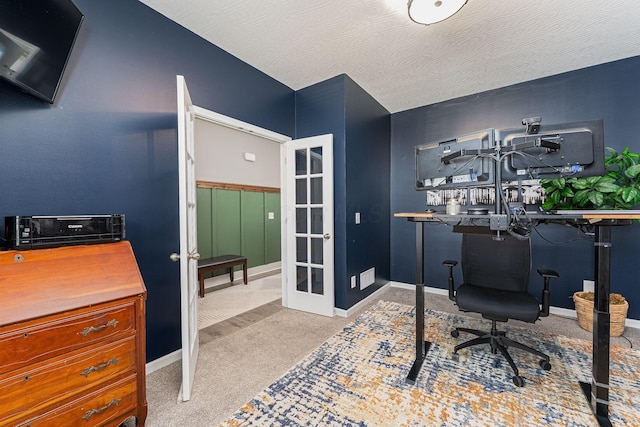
[443,233,559,387]
[450,319,552,387]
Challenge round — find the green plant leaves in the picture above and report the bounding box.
[622,186,640,204]
[547,190,562,204]
[573,189,591,206]
[552,178,566,189]
[570,178,590,190]
[588,191,605,206]
[540,146,640,211]
[593,178,619,193]
[626,164,640,179]
[559,186,574,197]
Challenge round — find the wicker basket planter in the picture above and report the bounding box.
[573,291,629,337]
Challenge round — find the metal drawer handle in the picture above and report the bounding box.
[80,319,119,337]
[82,398,120,421]
[81,357,119,377]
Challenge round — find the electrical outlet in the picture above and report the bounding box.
[350,275,357,289]
[583,280,595,293]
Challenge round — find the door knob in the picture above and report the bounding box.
[323,233,331,240]
[170,252,200,261]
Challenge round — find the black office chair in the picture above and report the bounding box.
[443,232,559,387]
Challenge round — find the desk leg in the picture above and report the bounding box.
[579,224,612,427]
[406,221,431,384]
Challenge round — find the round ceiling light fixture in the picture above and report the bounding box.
[408,0,468,25]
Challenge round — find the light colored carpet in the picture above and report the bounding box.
[144,287,639,427]
[218,301,640,426]
[198,274,282,329]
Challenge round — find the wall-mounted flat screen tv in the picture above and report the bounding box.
[0,0,83,103]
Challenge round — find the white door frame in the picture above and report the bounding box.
[191,106,292,306]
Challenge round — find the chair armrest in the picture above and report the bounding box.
[442,260,458,301]
[536,268,559,317]
[537,268,559,279]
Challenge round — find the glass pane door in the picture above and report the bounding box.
[285,135,334,317]
[295,146,325,295]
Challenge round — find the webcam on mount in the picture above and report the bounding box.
[522,117,541,134]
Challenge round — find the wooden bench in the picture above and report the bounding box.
[198,254,248,297]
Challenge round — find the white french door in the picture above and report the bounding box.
[175,75,200,402]
[284,134,334,317]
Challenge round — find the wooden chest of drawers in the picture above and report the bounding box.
[0,242,147,426]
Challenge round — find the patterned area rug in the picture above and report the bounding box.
[218,301,639,426]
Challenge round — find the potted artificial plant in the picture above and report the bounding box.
[540,146,640,211]
[540,146,639,335]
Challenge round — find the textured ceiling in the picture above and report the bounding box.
[139,0,640,113]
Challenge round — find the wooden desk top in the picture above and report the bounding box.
[394,211,640,220]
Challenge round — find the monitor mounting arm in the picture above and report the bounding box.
[503,135,562,154]
[441,147,495,164]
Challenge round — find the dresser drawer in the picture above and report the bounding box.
[0,302,136,375]
[15,375,138,427]
[0,336,136,424]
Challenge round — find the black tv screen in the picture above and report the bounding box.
[0,0,83,103]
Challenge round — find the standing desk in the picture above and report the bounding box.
[394,211,639,427]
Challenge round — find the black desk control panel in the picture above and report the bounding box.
[489,214,508,230]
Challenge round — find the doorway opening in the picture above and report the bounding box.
[192,108,290,331]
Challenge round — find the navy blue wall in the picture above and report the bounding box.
[295,75,390,310]
[391,56,640,320]
[0,0,294,361]
[295,76,347,308]
[344,77,390,307]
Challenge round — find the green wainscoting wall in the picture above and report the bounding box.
[197,185,281,274]
[240,190,265,268]
[264,192,281,264]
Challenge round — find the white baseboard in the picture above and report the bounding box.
[389,281,639,330]
[388,281,449,296]
[204,261,281,290]
[147,280,639,375]
[146,349,181,375]
[334,282,391,318]
[625,317,640,329]
[548,306,577,319]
